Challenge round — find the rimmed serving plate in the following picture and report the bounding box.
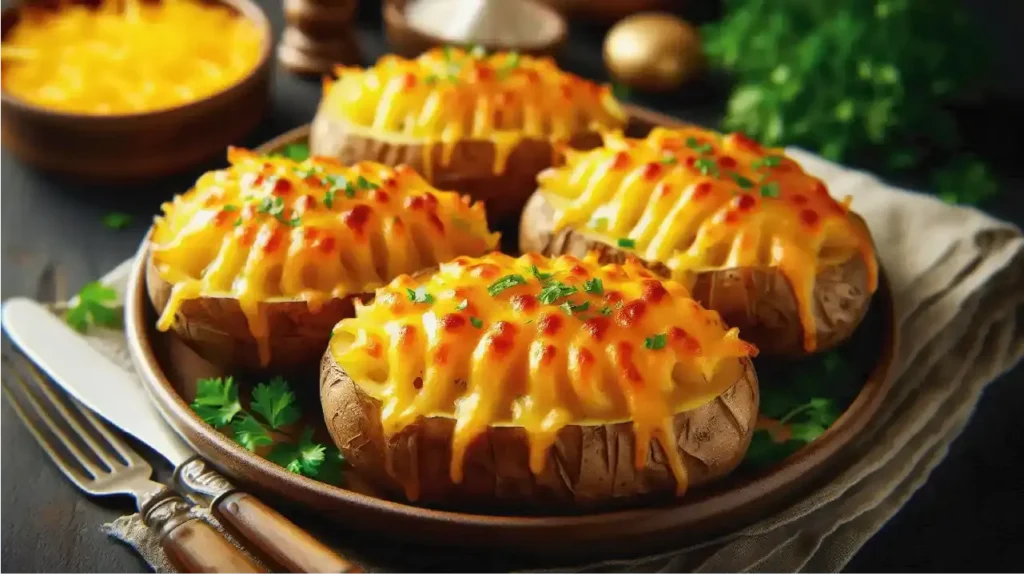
[124,107,898,561]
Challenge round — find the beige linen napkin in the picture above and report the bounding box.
[79,148,1023,572]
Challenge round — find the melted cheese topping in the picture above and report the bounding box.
[331,252,756,500]
[1,0,263,115]
[537,127,879,352]
[320,47,627,176]
[152,148,499,366]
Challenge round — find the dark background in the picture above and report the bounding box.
[2,0,1023,571]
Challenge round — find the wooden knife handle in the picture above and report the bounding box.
[215,491,362,573]
[143,493,264,573]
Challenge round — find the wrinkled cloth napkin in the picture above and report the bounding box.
[82,148,1024,573]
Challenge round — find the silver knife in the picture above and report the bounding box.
[1,297,360,574]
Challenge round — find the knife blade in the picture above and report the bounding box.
[1,297,361,573]
[1,297,194,465]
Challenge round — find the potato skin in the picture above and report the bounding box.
[320,349,758,512]
[309,108,602,234]
[146,252,370,374]
[520,192,874,356]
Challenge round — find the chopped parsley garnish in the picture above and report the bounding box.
[752,155,783,169]
[560,301,590,316]
[660,154,679,165]
[470,316,484,329]
[282,211,302,227]
[537,281,578,304]
[583,278,603,295]
[258,196,285,218]
[456,299,469,311]
[729,172,755,189]
[529,265,553,281]
[102,212,133,230]
[65,281,120,333]
[323,189,336,209]
[356,175,378,190]
[598,305,613,316]
[277,143,310,162]
[223,204,239,212]
[760,182,781,198]
[694,157,720,177]
[406,286,435,304]
[488,274,528,296]
[617,238,636,249]
[497,52,520,79]
[686,137,714,154]
[644,333,668,350]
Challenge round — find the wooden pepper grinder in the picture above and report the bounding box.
[277,0,363,76]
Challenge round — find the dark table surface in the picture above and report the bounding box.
[3,1,1024,572]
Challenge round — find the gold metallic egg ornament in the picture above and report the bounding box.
[603,12,704,92]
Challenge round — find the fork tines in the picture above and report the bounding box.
[1,346,151,494]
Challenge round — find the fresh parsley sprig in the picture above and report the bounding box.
[191,376,342,482]
[65,282,120,333]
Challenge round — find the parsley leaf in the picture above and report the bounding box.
[729,172,755,189]
[694,157,719,177]
[686,137,713,154]
[537,281,578,304]
[660,154,678,165]
[356,175,379,190]
[599,305,613,316]
[268,428,326,477]
[583,278,603,295]
[470,316,484,329]
[65,282,120,333]
[529,265,553,281]
[276,143,310,162]
[644,333,668,350]
[191,376,242,428]
[752,156,783,170]
[250,376,301,430]
[617,238,636,249]
[488,274,528,297]
[560,301,590,316]
[456,299,469,311]
[406,286,435,304]
[323,189,336,209]
[102,212,133,230]
[234,414,273,451]
[760,182,781,198]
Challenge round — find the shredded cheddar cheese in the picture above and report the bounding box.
[320,47,627,176]
[331,252,756,500]
[537,127,879,352]
[152,148,499,366]
[1,0,263,115]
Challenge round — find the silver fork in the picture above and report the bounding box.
[1,348,265,573]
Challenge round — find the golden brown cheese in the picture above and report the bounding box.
[330,252,756,500]
[152,148,499,365]
[537,127,879,352]
[320,47,627,176]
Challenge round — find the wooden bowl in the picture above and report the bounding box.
[383,0,567,58]
[0,0,273,183]
[122,107,900,564]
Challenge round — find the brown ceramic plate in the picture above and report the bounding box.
[0,0,272,182]
[124,107,898,561]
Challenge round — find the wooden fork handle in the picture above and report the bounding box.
[175,457,361,573]
[216,491,362,573]
[142,493,265,573]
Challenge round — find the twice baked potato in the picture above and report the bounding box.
[520,127,879,356]
[147,148,499,372]
[321,252,759,511]
[310,47,628,232]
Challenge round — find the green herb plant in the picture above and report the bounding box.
[65,282,120,333]
[742,350,858,469]
[191,376,343,482]
[703,0,997,205]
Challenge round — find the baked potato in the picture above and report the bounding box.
[321,252,759,511]
[147,148,499,372]
[309,47,627,234]
[520,127,879,356]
